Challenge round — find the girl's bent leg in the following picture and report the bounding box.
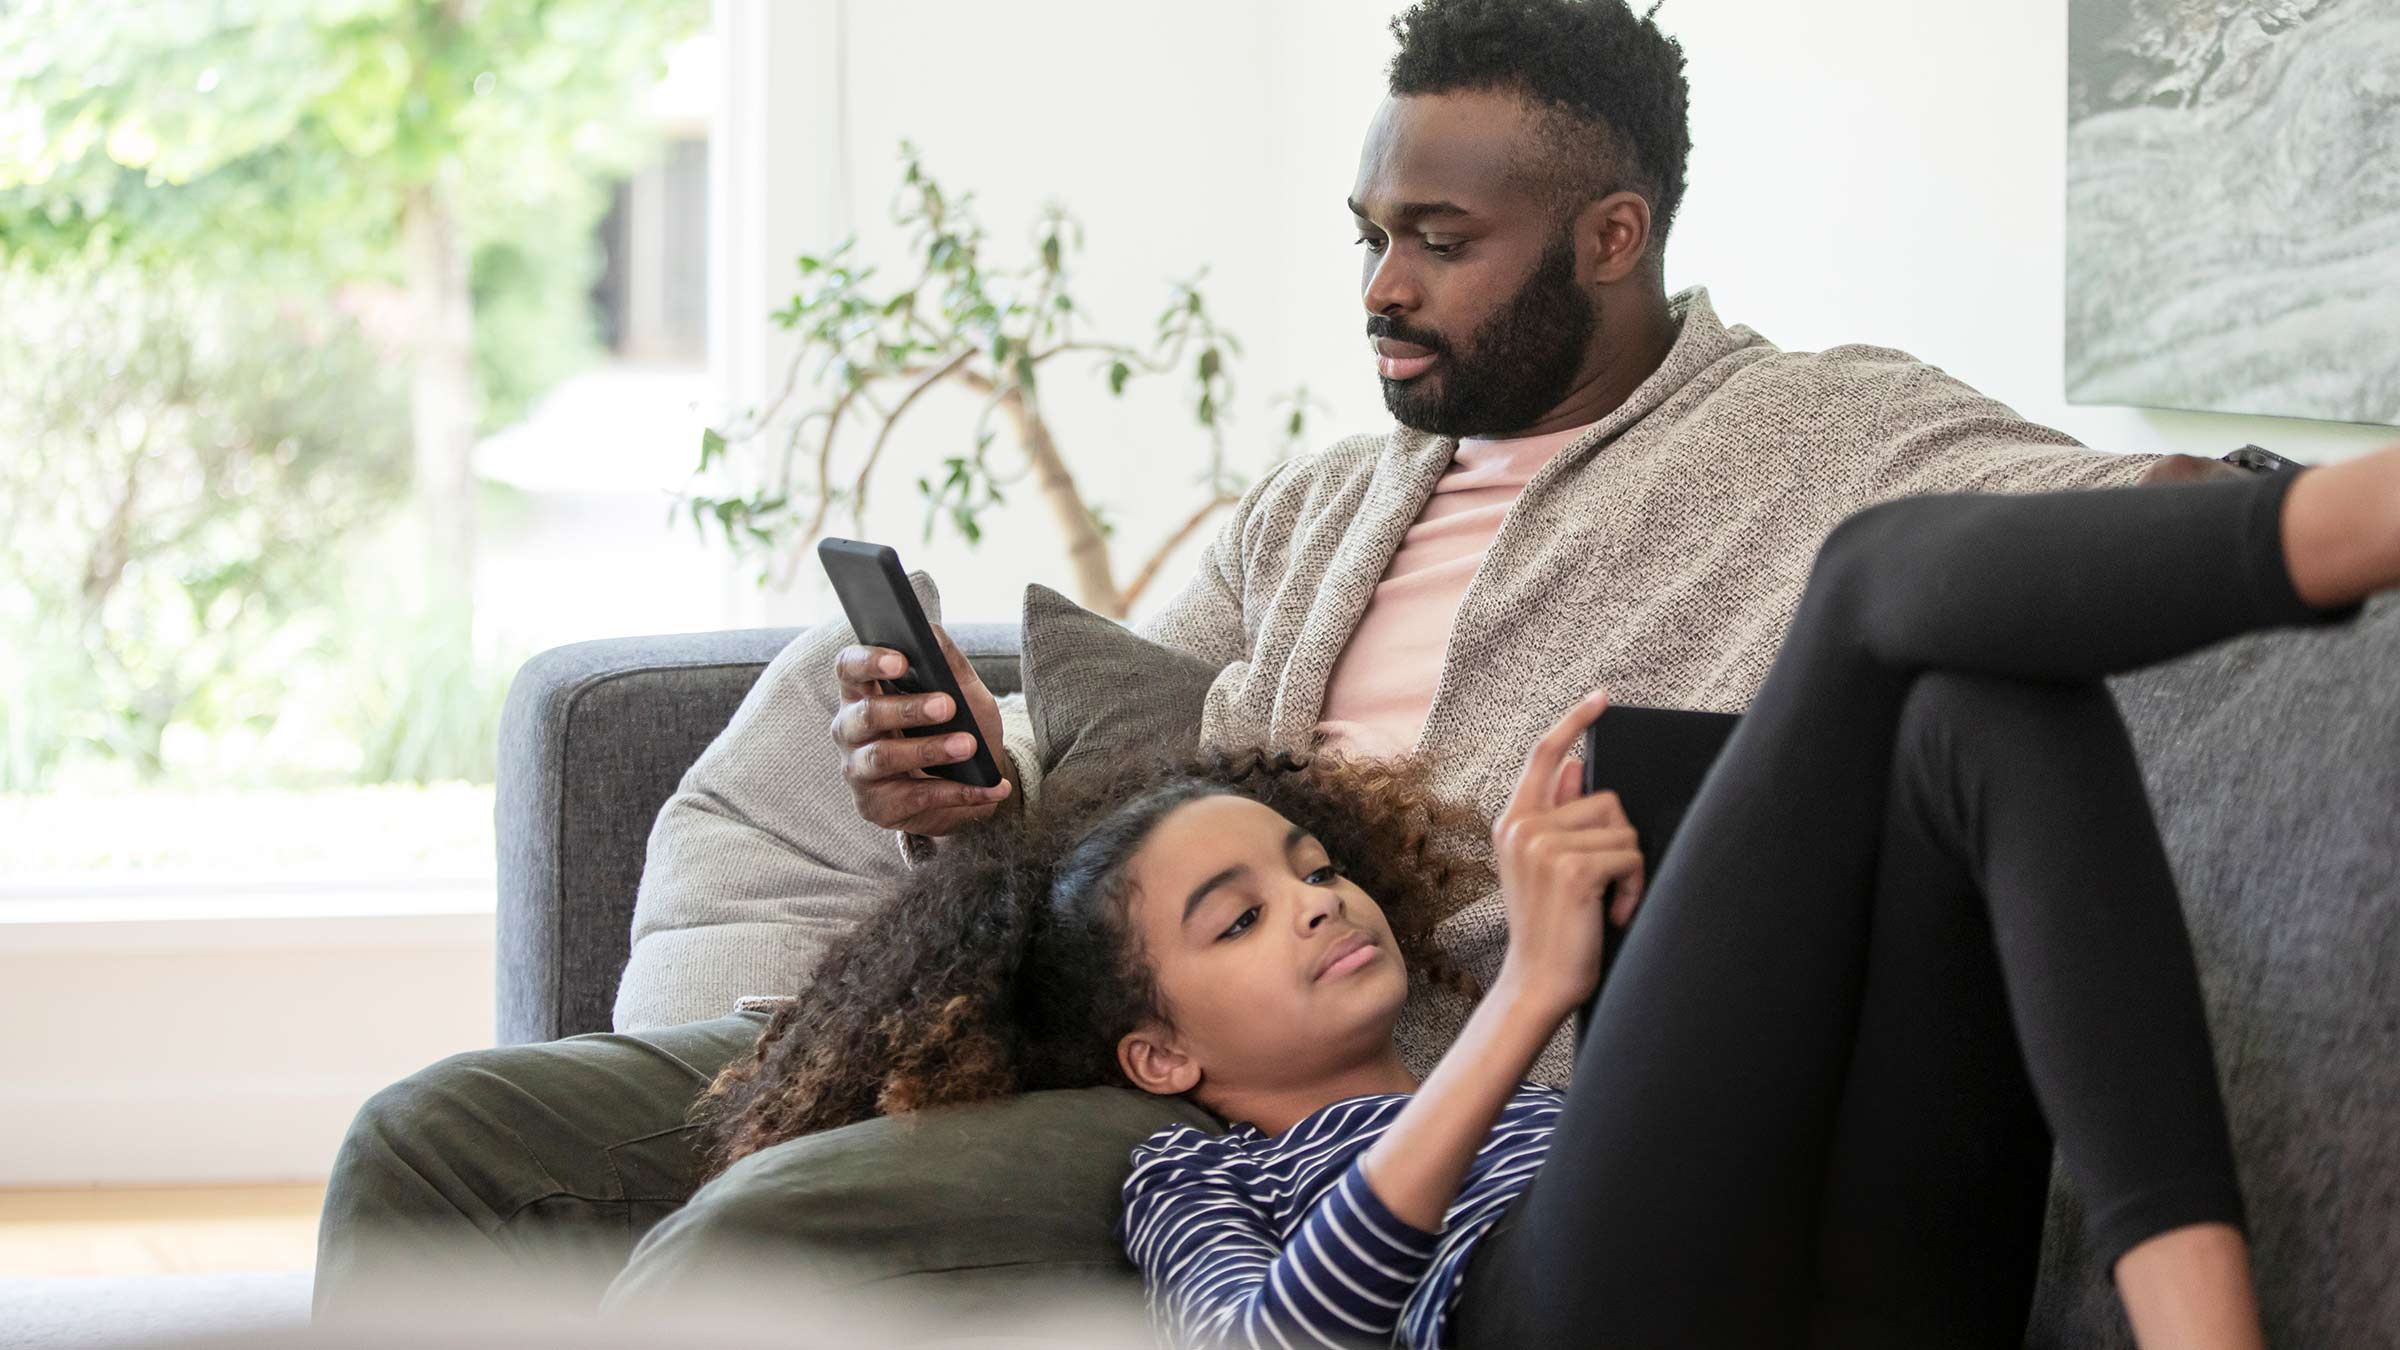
[1456,675,2213,1349]
[1806,674,2241,1348]
[1800,675,2053,1349]
[1452,472,2353,1348]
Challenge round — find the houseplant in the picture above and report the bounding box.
[685,141,1319,619]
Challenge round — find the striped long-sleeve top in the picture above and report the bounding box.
[1115,1083,1563,1349]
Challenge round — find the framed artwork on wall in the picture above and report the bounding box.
[2065,0,2399,428]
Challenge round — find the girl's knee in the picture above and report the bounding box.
[1899,671,2117,751]
[1799,497,1940,654]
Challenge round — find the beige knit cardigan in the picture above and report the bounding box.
[1109,284,2163,1086]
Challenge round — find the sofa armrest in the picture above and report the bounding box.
[494,622,1023,1045]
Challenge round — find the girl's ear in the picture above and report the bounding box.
[1118,1023,1202,1097]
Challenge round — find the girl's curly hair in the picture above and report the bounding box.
[688,744,1492,1182]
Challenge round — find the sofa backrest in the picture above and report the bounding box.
[2025,593,2398,1346]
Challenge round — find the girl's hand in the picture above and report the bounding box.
[1491,688,1645,1018]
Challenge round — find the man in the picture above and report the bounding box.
[316,0,2240,1323]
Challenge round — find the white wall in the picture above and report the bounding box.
[715,0,2394,633]
[716,0,1332,631]
[1655,2,2392,465]
[0,906,493,1185]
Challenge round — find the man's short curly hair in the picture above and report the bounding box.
[1386,0,1692,255]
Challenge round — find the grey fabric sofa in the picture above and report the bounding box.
[493,621,1022,1045]
[493,604,2397,1348]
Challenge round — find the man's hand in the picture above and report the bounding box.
[2139,453,2248,486]
[831,623,1014,838]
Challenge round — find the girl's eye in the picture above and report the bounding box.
[1217,864,1341,939]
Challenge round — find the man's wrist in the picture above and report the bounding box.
[2138,452,2249,485]
[996,750,1025,814]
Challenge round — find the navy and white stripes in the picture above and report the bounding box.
[1116,1085,1563,1348]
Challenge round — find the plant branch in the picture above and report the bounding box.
[850,348,975,530]
[695,146,1314,619]
[1120,491,1238,613]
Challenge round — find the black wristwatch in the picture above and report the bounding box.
[2222,443,2303,474]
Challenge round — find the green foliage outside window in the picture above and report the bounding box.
[0,0,704,793]
[0,263,409,790]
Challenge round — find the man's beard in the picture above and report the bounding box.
[1374,228,1596,439]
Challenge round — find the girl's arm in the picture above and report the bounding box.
[1357,687,1642,1232]
[1358,969,1573,1231]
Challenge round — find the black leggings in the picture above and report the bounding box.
[1451,469,2360,1349]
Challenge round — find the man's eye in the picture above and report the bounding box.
[1220,906,1260,940]
[1305,864,1340,885]
[1352,236,1459,257]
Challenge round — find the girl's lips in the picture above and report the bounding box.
[1319,941,1380,980]
[1376,352,1438,381]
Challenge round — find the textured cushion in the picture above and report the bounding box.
[609,571,945,1033]
[613,573,1041,1033]
[2025,592,2400,1347]
[601,1087,1222,1318]
[1021,582,1219,795]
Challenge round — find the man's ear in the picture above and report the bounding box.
[1576,190,1654,286]
[1118,1022,1203,1097]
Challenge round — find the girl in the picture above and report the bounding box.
[693,457,2396,1348]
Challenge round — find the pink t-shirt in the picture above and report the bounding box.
[1314,419,1599,758]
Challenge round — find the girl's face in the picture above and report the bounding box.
[1112,793,1411,1101]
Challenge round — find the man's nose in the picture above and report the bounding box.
[1363,252,1416,315]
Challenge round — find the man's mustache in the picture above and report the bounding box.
[1366,318,1445,353]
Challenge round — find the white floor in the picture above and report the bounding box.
[0,1271,311,1350]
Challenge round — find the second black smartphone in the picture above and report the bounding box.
[817,538,1003,789]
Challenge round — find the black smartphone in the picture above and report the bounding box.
[816,538,1003,789]
[1580,706,1743,884]
[1574,705,1742,1040]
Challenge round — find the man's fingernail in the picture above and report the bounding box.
[947,735,972,754]
[925,694,951,718]
[882,655,904,675]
